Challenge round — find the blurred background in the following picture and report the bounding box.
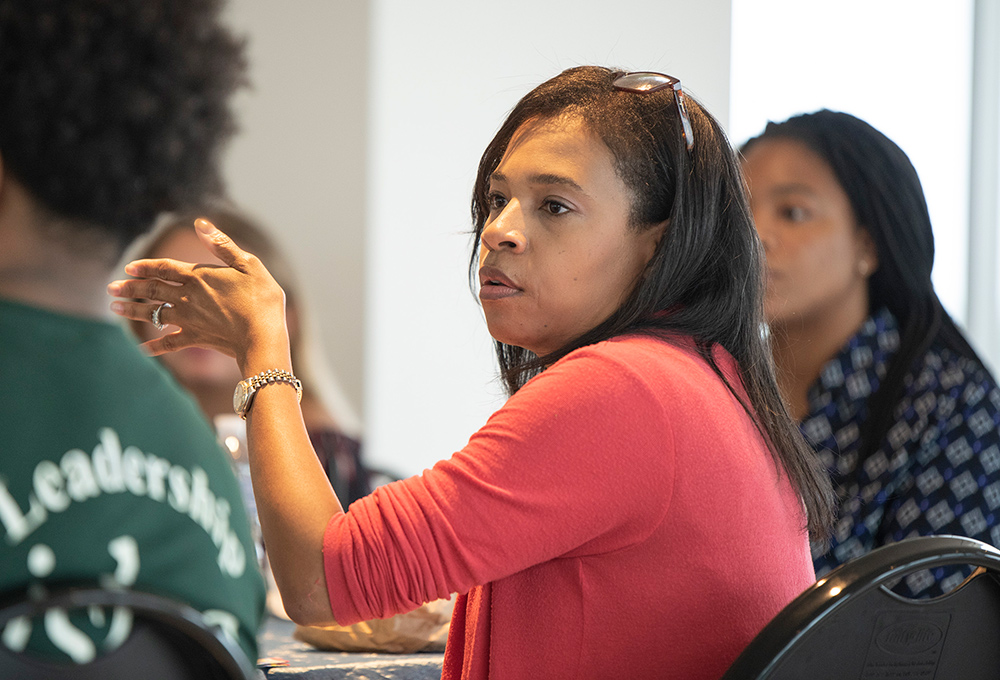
[218,0,999,477]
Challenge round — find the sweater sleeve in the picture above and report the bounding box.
[322,342,676,624]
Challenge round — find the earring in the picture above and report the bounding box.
[858,260,871,277]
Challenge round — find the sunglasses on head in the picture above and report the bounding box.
[612,71,695,155]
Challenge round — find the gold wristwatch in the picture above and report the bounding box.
[233,369,303,420]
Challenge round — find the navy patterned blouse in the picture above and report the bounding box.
[802,307,1000,597]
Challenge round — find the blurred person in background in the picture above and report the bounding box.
[130,204,376,507]
[0,0,264,664]
[742,109,1000,598]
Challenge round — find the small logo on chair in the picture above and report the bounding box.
[860,612,951,679]
[875,621,944,655]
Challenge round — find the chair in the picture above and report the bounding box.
[0,586,257,680]
[722,535,1000,680]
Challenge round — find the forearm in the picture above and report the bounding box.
[243,345,343,626]
[105,219,345,623]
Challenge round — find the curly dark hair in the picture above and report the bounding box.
[0,0,247,257]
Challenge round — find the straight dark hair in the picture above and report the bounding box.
[742,109,987,465]
[468,66,834,539]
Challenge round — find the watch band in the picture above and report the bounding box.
[249,369,303,399]
[235,368,303,419]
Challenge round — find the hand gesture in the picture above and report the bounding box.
[108,218,290,373]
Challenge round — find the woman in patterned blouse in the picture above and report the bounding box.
[741,110,1000,597]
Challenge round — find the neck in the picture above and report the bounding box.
[0,249,120,319]
[0,181,121,319]
[769,299,870,422]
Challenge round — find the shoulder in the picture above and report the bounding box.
[493,335,686,430]
[508,333,742,431]
[910,342,1000,406]
[545,333,722,385]
[902,342,1000,441]
[545,333,740,400]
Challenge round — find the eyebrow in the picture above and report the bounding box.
[768,183,818,197]
[490,170,587,195]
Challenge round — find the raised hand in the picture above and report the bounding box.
[108,218,290,374]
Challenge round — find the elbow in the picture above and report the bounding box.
[285,601,337,628]
[279,584,338,628]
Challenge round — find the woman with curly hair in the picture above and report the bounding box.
[0,0,263,665]
[112,66,834,679]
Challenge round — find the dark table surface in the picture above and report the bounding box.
[256,617,444,680]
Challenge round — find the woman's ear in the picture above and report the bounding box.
[856,227,879,278]
[641,218,670,263]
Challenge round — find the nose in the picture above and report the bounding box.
[481,201,526,253]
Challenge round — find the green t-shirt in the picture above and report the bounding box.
[0,298,265,663]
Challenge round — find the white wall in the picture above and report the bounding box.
[968,0,1000,371]
[729,0,975,329]
[221,1,368,432]
[364,0,734,476]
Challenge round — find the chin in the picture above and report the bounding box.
[484,320,553,357]
[488,333,535,355]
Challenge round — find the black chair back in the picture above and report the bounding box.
[722,535,1000,680]
[0,586,256,680]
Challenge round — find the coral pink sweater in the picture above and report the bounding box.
[324,334,815,679]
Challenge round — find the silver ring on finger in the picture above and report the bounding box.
[151,302,173,331]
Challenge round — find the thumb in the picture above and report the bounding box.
[194,218,247,270]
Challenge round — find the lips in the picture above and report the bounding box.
[478,266,521,301]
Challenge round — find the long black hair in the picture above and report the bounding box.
[469,66,834,539]
[742,109,984,465]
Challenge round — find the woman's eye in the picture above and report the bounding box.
[487,193,508,212]
[780,205,809,222]
[543,200,569,215]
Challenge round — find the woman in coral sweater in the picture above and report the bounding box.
[110,66,833,679]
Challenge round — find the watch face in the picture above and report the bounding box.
[234,380,252,415]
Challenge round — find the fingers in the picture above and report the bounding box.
[136,335,180,358]
[123,257,191,283]
[108,300,238,359]
[108,299,174,327]
[107,298,181,357]
[107,277,182,303]
[138,331,234,358]
[194,218,251,272]
[137,331,197,358]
